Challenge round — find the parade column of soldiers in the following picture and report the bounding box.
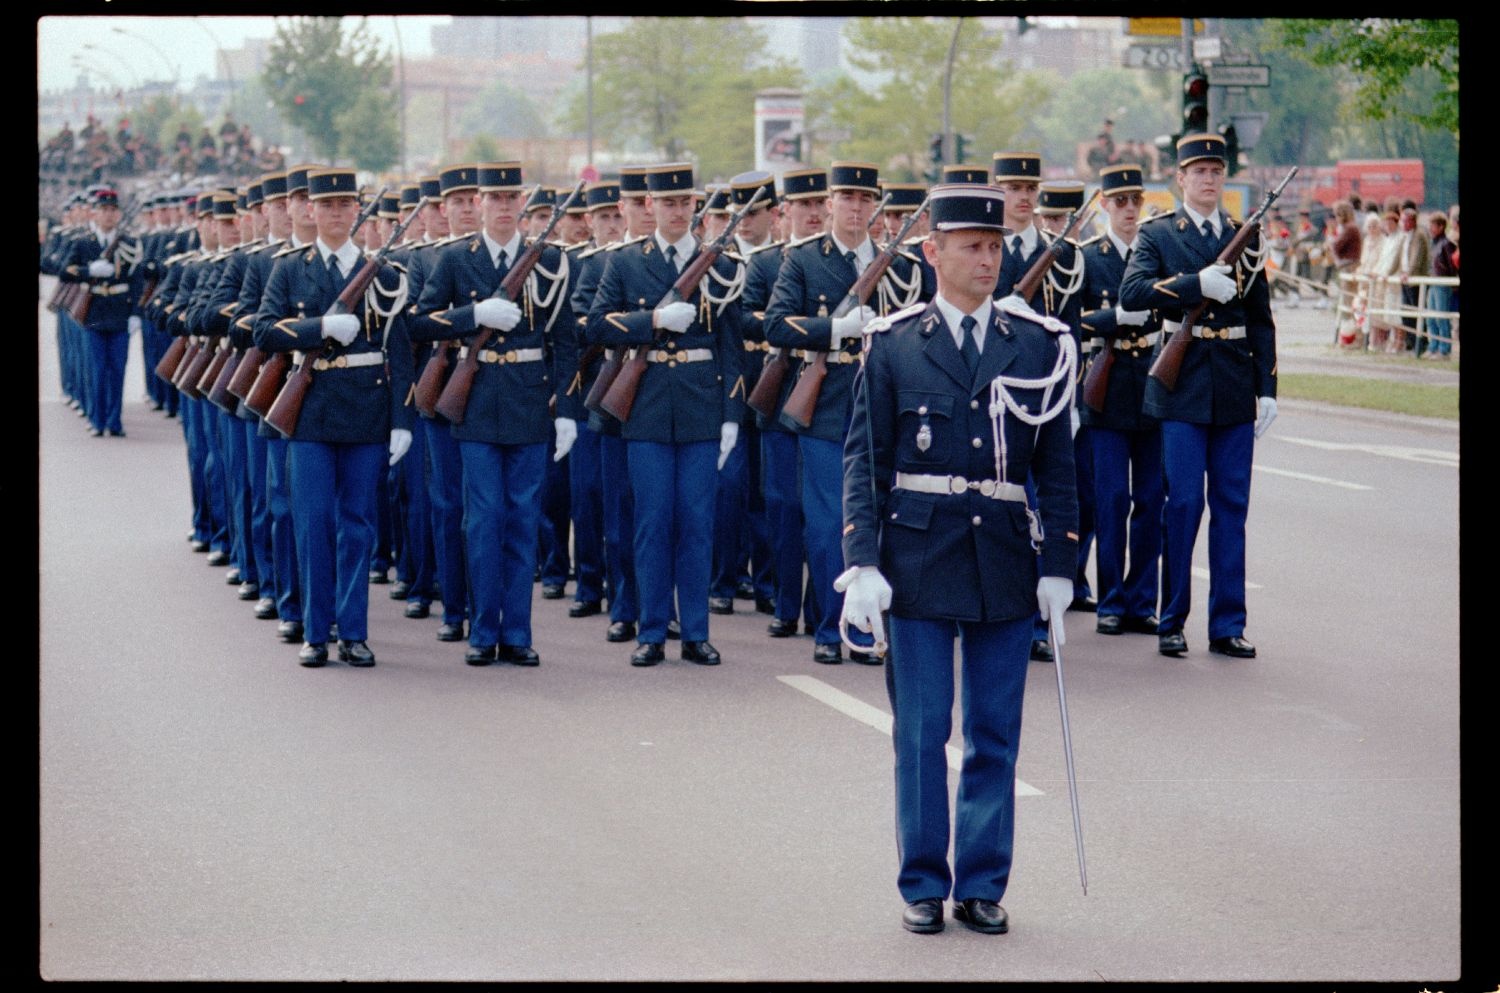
[53,131,1276,679]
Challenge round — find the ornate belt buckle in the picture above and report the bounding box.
[949,476,967,494]
[978,479,997,497]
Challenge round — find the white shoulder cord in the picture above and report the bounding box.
[365,268,410,350]
[879,264,924,309]
[1044,242,1086,299]
[988,329,1076,546]
[526,248,569,336]
[1238,231,1269,282]
[700,259,747,317]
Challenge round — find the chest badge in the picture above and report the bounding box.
[915,423,932,453]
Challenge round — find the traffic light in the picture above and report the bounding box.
[1182,66,1209,134]
[1218,122,1240,176]
[926,133,943,184]
[955,133,973,162]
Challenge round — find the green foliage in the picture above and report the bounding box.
[457,79,549,142]
[262,16,397,164]
[1274,20,1458,135]
[335,88,401,173]
[129,95,191,153]
[463,134,501,163]
[1014,67,1176,171]
[808,18,1050,180]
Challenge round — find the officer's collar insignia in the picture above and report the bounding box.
[1177,218,1188,231]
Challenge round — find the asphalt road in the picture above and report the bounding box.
[38,288,1465,981]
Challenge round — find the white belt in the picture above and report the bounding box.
[1163,320,1246,340]
[647,348,713,363]
[457,346,545,364]
[91,283,132,296]
[312,352,385,371]
[792,349,859,364]
[1112,330,1161,350]
[894,472,1027,502]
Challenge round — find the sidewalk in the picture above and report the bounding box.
[1271,300,1459,387]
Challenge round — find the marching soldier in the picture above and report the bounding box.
[410,162,572,667]
[1120,133,1277,659]
[1077,164,1162,636]
[252,167,416,668]
[840,183,1078,936]
[764,161,924,664]
[586,162,748,667]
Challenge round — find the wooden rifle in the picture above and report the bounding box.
[69,197,142,325]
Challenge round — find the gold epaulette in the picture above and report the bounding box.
[271,242,303,259]
[1141,211,1174,225]
[1077,232,1105,248]
[786,232,824,250]
[610,235,649,252]
[578,241,610,259]
[745,240,785,257]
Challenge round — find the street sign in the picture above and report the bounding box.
[1193,37,1222,61]
[1125,44,1186,71]
[1208,64,1271,87]
[1125,17,1205,37]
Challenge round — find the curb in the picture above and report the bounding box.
[1276,396,1459,434]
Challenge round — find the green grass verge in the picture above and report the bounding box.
[1279,373,1458,420]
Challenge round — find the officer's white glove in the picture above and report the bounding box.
[553,417,577,462]
[835,565,893,648]
[654,300,696,333]
[321,313,361,346]
[830,305,877,343]
[717,421,739,470]
[127,316,142,335]
[1070,407,1081,438]
[1036,576,1073,645]
[474,297,522,332]
[1198,263,1236,303]
[388,428,412,466]
[88,258,114,278]
[1254,396,1278,439]
[1115,305,1150,326]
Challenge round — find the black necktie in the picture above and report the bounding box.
[1201,220,1216,244]
[329,254,342,281]
[1009,235,1023,256]
[844,249,858,275]
[1123,247,1133,268]
[495,248,509,279]
[666,245,679,273]
[960,315,980,374]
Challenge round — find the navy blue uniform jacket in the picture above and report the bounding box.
[1076,233,1160,431]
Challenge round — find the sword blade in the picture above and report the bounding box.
[1049,620,1088,895]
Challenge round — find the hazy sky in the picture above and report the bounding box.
[37,16,451,93]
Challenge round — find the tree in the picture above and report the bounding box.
[1012,67,1176,175]
[336,88,401,173]
[1274,19,1457,136]
[261,16,398,164]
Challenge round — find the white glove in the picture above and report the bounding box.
[717,422,739,470]
[321,313,361,346]
[1254,396,1278,439]
[1036,576,1073,646]
[127,315,142,335]
[1198,263,1236,303]
[1115,305,1150,326]
[653,300,696,333]
[388,428,412,466]
[835,565,893,648]
[88,258,114,278]
[553,417,577,462]
[830,305,877,343]
[474,297,522,332]
[1070,407,1081,438]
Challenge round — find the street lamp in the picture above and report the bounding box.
[111,25,181,92]
[194,16,238,117]
[81,43,141,90]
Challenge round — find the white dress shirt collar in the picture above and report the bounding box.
[1183,202,1222,239]
[932,294,992,354]
[482,229,523,269]
[655,230,698,265]
[315,237,361,276]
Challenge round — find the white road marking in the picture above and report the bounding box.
[1192,566,1263,590]
[1253,463,1374,491]
[1276,435,1459,468]
[777,674,1044,796]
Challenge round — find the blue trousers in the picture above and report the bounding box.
[188,397,229,552]
[1159,419,1253,640]
[628,439,715,644]
[1091,426,1163,621]
[600,433,638,624]
[460,440,547,650]
[181,396,208,542]
[710,426,750,600]
[800,434,845,646]
[1426,284,1453,356]
[568,421,607,604]
[886,613,1031,903]
[743,423,774,601]
[393,419,434,604]
[538,432,572,587]
[424,419,469,626]
[140,318,164,407]
[1072,425,1096,600]
[85,327,128,434]
[266,436,302,623]
[220,406,252,582]
[288,440,384,644]
[243,418,272,594]
[761,430,810,624]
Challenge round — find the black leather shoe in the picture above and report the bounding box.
[237,581,259,601]
[631,642,665,667]
[404,601,431,619]
[254,597,278,619]
[88,427,103,437]
[902,898,944,935]
[389,580,411,600]
[735,580,756,601]
[437,622,466,642]
[1209,635,1257,659]
[278,620,304,643]
[849,649,882,665]
[681,640,721,665]
[666,620,681,640]
[226,567,242,585]
[108,428,126,437]
[501,644,540,666]
[1158,631,1189,657]
[767,618,797,638]
[206,550,230,567]
[569,600,603,618]
[190,539,210,553]
[606,621,636,643]
[298,642,328,667]
[541,583,566,600]
[1029,639,1054,663]
[369,569,389,584]
[1122,614,1159,634]
[1095,615,1123,635]
[813,643,842,664]
[708,596,734,615]
[953,898,1008,934]
[1068,595,1098,613]
[754,596,776,616]
[338,640,376,667]
[465,645,497,666]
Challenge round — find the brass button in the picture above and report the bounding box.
[668,360,677,368]
[971,516,982,526]
[970,400,979,410]
[972,438,983,448]
[918,405,928,415]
